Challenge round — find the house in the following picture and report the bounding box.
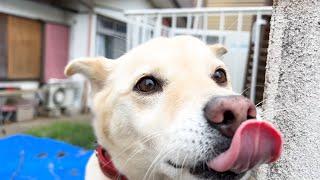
[0,0,271,120]
[0,0,195,115]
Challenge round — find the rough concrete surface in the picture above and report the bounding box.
[259,0,320,179]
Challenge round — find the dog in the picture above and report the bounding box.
[65,36,283,180]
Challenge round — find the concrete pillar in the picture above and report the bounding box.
[258,0,320,179]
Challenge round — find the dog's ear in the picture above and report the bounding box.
[64,57,115,92]
[208,44,227,57]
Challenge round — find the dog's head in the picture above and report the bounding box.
[65,36,282,180]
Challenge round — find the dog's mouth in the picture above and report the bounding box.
[168,160,245,179]
[167,120,283,178]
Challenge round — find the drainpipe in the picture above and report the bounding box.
[249,15,266,102]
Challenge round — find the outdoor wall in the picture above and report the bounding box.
[0,0,92,63]
[0,0,73,89]
[0,0,155,108]
[44,23,70,82]
[259,0,320,179]
[68,14,92,59]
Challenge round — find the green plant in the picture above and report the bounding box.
[25,121,96,149]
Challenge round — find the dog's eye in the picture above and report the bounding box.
[134,76,161,93]
[212,68,227,84]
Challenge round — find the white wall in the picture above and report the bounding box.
[68,14,91,59]
[94,0,153,23]
[95,0,153,10]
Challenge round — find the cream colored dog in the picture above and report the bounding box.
[65,36,282,180]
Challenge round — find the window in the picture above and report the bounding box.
[0,14,42,80]
[96,16,126,59]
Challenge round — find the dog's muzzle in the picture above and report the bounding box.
[204,95,257,137]
[202,95,283,173]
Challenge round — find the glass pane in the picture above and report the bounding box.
[95,34,106,57]
[116,23,126,33]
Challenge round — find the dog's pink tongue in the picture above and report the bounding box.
[207,120,283,173]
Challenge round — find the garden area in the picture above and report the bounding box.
[25,121,95,150]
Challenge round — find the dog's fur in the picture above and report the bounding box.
[65,36,254,180]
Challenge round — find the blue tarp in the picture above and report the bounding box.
[0,134,93,180]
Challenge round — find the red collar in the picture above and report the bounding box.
[96,145,128,180]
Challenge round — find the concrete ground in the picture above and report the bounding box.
[0,114,92,138]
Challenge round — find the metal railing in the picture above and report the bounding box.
[124,6,273,102]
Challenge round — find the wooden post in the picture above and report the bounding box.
[259,0,320,179]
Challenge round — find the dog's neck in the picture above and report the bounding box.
[102,145,161,180]
[96,145,127,180]
[108,150,186,180]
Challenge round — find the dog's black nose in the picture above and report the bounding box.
[203,95,257,137]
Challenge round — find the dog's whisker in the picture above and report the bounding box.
[144,146,174,180]
[240,85,266,95]
[122,147,143,167]
[100,132,166,180]
[262,107,296,114]
[166,146,183,179]
[121,131,164,167]
[191,149,198,174]
[150,152,166,180]
[114,131,167,179]
[144,145,178,180]
[143,145,169,180]
[255,99,266,107]
[150,146,181,179]
[156,145,182,180]
[108,131,165,163]
[114,146,144,180]
[255,98,279,107]
[179,154,189,180]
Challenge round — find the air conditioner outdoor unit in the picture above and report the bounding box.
[44,81,80,110]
